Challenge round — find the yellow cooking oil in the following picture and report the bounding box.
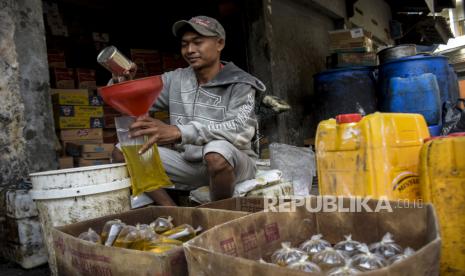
[121,144,172,196]
[316,112,429,200]
[419,133,465,275]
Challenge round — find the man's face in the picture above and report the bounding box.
[181,31,224,70]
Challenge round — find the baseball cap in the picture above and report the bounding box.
[172,16,226,40]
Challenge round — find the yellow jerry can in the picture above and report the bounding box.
[316,112,429,200]
[420,133,465,275]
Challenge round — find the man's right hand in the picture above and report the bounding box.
[111,62,138,83]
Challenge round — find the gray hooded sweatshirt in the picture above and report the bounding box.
[151,62,266,161]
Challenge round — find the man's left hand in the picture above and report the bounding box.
[129,115,181,154]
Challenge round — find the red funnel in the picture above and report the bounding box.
[98,76,163,116]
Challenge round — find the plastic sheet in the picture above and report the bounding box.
[270,143,316,196]
[287,256,321,272]
[334,234,362,257]
[388,247,415,264]
[115,116,172,196]
[150,216,174,234]
[351,244,387,271]
[311,247,347,272]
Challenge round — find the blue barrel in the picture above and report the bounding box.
[386,73,441,125]
[378,55,451,106]
[314,66,377,122]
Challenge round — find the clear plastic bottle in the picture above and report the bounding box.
[299,234,331,258]
[334,234,362,257]
[271,242,308,267]
[113,225,140,249]
[369,232,402,259]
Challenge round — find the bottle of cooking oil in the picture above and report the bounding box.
[101,219,125,246]
[161,224,202,242]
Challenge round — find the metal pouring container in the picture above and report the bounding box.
[97,46,133,76]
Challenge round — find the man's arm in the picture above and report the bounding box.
[177,83,257,149]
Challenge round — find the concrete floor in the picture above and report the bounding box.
[0,257,50,276]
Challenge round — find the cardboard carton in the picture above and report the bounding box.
[47,50,66,68]
[50,68,75,89]
[327,52,377,68]
[60,128,103,141]
[329,28,373,52]
[81,152,112,160]
[103,129,117,144]
[54,117,104,129]
[58,156,74,169]
[198,197,269,213]
[51,207,247,276]
[77,158,110,166]
[75,68,97,89]
[54,105,104,118]
[81,143,114,153]
[51,89,102,106]
[185,197,441,276]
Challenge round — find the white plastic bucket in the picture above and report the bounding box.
[29,163,131,275]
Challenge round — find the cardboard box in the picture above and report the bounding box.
[51,89,102,106]
[184,197,441,276]
[50,68,75,89]
[103,129,117,144]
[58,156,74,169]
[130,49,163,78]
[60,128,103,141]
[81,143,114,153]
[81,152,112,160]
[327,52,377,68]
[329,28,373,52]
[198,197,269,213]
[75,68,97,89]
[54,105,104,118]
[77,158,110,166]
[51,207,247,276]
[47,50,66,68]
[54,116,104,129]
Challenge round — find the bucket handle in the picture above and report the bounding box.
[29,179,131,200]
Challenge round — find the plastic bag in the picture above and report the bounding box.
[115,116,172,196]
[78,228,101,244]
[441,101,465,135]
[388,247,415,264]
[311,247,347,272]
[270,143,316,196]
[334,234,362,257]
[271,242,307,267]
[326,260,362,276]
[113,225,141,249]
[287,256,321,272]
[101,219,125,246]
[368,232,402,259]
[351,243,386,271]
[299,234,331,258]
[160,224,202,242]
[150,216,174,234]
[144,236,183,253]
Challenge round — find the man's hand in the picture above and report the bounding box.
[129,115,181,154]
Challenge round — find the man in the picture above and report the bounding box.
[113,16,266,205]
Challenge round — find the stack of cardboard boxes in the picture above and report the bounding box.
[326,28,377,68]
